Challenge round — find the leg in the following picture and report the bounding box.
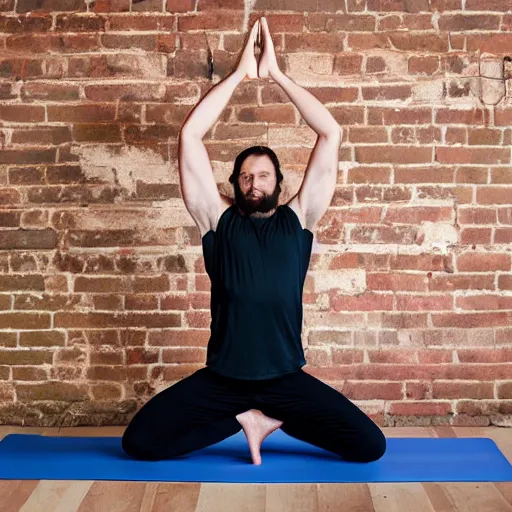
[257,370,386,463]
[122,367,252,461]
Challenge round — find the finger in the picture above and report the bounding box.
[261,16,268,33]
[251,20,259,38]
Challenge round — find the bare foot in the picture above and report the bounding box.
[236,409,283,465]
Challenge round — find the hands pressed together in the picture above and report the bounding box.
[236,17,280,81]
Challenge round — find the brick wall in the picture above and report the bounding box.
[0,0,511,428]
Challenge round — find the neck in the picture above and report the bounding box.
[239,207,277,218]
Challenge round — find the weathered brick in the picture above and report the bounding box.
[0,2,510,427]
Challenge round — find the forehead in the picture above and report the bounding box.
[240,154,274,174]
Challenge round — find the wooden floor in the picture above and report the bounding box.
[0,426,510,511]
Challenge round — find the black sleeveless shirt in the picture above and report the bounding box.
[201,203,314,380]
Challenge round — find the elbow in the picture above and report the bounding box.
[320,128,342,143]
[179,125,202,140]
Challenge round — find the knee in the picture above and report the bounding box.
[341,428,386,463]
[355,429,387,463]
[122,426,161,461]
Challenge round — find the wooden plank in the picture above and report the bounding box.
[422,482,456,512]
[432,483,512,512]
[494,483,512,507]
[0,481,40,512]
[317,483,375,511]
[18,481,93,512]
[150,483,201,512]
[368,483,434,511]
[265,484,318,512]
[195,483,266,512]
[76,482,148,512]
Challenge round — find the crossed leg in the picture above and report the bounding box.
[255,369,387,463]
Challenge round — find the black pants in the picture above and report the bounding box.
[122,366,386,463]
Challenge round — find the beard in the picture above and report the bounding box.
[234,182,281,216]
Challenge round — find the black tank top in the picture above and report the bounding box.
[201,203,314,380]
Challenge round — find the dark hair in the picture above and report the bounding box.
[228,145,284,186]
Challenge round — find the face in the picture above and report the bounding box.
[234,154,281,216]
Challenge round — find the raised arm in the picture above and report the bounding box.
[179,21,261,237]
[259,17,341,232]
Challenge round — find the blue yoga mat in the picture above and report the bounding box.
[0,430,511,483]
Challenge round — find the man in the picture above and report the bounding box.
[122,18,386,466]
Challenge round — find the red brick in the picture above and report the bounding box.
[348,127,388,144]
[285,33,344,53]
[91,0,131,13]
[302,87,358,104]
[355,31,398,51]
[389,402,453,416]
[498,275,512,291]
[356,146,432,164]
[477,187,512,204]
[457,206,497,224]
[178,11,243,31]
[366,56,386,72]
[55,14,106,32]
[433,381,493,399]
[396,294,453,311]
[430,275,494,292]
[1,14,52,32]
[342,381,401,400]
[306,14,376,32]
[368,107,432,125]
[237,105,295,124]
[384,206,452,224]
[47,104,115,123]
[378,13,433,30]
[495,228,512,244]
[436,147,509,165]
[466,0,512,8]
[361,84,411,101]
[431,0,462,10]
[467,34,512,54]
[445,126,466,144]
[456,167,487,184]
[392,126,442,145]
[408,55,439,75]
[449,33,465,50]
[432,312,509,328]
[491,168,512,184]
[354,185,412,203]
[457,295,512,311]
[166,0,195,11]
[107,13,161,30]
[467,128,502,146]
[247,13,305,33]
[394,166,454,183]
[495,109,512,128]
[435,107,489,125]
[330,292,394,312]
[457,252,510,271]
[367,0,430,11]
[332,54,364,74]
[351,225,419,244]
[16,0,84,11]
[389,33,449,52]
[0,104,45,122]
[460,228,492,245]
[162,347,206,363]
[438,14,501,31]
